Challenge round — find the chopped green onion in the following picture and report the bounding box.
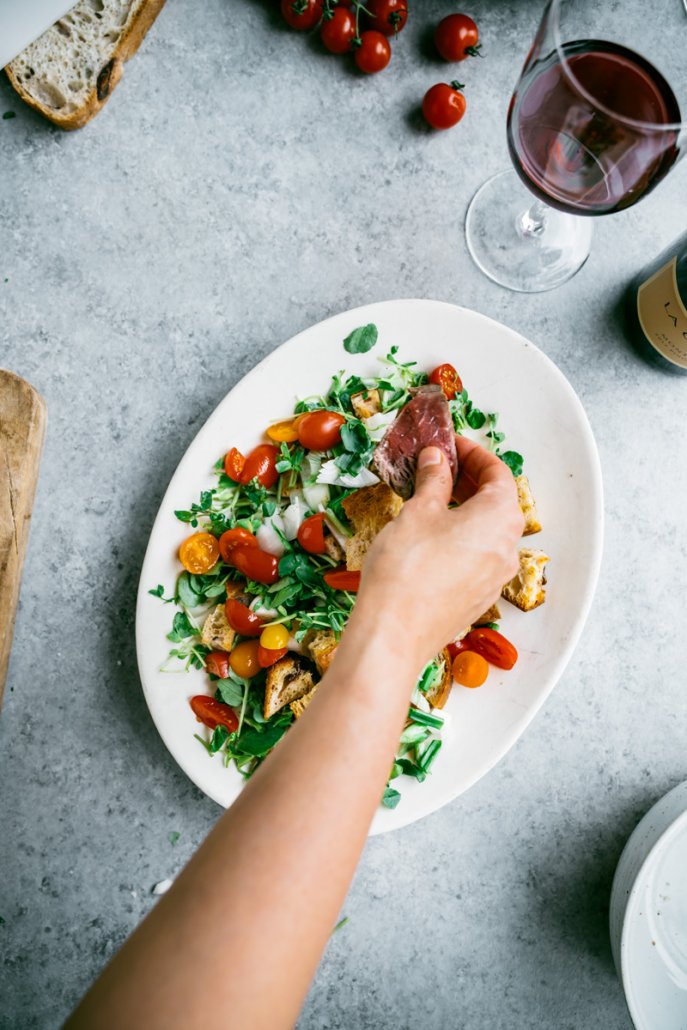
[408,708,444,730]
[399,724,430,747]
[417,739,442,773]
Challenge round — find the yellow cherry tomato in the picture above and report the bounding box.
[266,418,300,443]
[229,640,261,679]
[260,623,290,651]
[178,532,220,574]
[452,651,489,689]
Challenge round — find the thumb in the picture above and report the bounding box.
[413,447,453,504]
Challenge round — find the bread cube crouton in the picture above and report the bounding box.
[201,605,236,652]
[323,533,345,563]
[307,630,338,675]
[474,603,501,625]
[264,656,315,720]
[341,482,403,572]
[502,548,550,612]
[291,687,318,720]
[516,475,542,536]
[351,388,381,420]
[425,648,453,710]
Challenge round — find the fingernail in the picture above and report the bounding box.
[418,447,443,469]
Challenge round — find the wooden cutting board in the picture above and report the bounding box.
[0,370,46,709]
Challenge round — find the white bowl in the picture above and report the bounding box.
[610,781,687,1029]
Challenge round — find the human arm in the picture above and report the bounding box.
[65,438,523,1030]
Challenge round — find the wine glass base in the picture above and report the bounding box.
[465,170,594,293]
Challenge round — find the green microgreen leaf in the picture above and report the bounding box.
[343,323,378,354]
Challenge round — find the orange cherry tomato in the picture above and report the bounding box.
[229,640,261,678]
[297,512,327,554]
[452,651,489,688]
[429,363,463,399]
[206,651,230,679]
[266,418,300,443]
[225,598,264,636]
[258,644,289,668]
[464,627,518,670]
[297,410,346,451]
[240,444,279,488]
[178,532,220,574]
[323,569,361,592]
[224,447,245,482]
[219,527,258,564]
[190,695,239,733]
[231,545,280,585]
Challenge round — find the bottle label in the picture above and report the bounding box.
[637,257,687,369]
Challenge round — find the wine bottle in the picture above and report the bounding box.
[626,231,687,374]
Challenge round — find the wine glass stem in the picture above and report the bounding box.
[517,199,549,238]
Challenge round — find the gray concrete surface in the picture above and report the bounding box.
[1,1,685,1027]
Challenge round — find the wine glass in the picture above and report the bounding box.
[465,0,687,293]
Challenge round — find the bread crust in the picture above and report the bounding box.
[5,0,167,130]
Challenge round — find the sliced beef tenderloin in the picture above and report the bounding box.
[372,384,458,500]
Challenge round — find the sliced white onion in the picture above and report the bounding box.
[283,491,308,540]
[303,482,330,510]
[301,452,322,482]
[317,459,380,489]
[364,410,398,442]
[256,515,285,557]
[287,635,305,655]
[324,513,350,552]
[253,603,279,617]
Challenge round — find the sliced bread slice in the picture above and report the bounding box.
[5,0,166,130]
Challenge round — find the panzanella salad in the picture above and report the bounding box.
[151,326,549,809]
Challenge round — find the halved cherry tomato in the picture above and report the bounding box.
[452,651,489,688]
[178,532,220,574]
[463,627,518,670]
[260,623,290,650]
[205,651,230,679]
[219,527,258,563]
[297,512,327,554]
[224,447,245,482]
[429,363,463,399]
[240,444,279,488]
[324,569,361,592]
[446,638,468,662]
[258,645,289,669]
[231,545,280,585]
[297,410,346,451]
[225,598,264,636]
[229,639,261,678]
[190,695,239,733]
[266,418,301,443]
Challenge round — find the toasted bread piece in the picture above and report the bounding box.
[516,475,542,536]
[323,533,345,563]
[201,605,236,652]
[425,649,453,710]
[6,0,167,130]
[474,602,502,625]
[342,482,403,571]
[502,548,549,612]
[225,580,246,602]
[290,686,318,720]
[351,389,381,420]
[264,656,315,720]
[307,630,338,675]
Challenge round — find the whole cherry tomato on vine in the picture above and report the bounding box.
[321,7,356,53]
[365,0,408,36]
[354,30,391,73]
[280,0,323,31]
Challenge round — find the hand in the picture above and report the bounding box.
[351,436,524,667]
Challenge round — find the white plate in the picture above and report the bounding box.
[610,781,687,1030]
[135,299,603,834]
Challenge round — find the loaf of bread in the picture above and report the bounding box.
[5,0,166,129]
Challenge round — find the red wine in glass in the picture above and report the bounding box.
[507,40,682,216]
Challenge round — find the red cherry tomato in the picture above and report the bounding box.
[321,7,356,53]
[224,447,245,482]
[205,651,230,679]
[422,81,467,130]
[297,513,327,554]
[258,644,289,669]
[240,444,279,488]
[219,528,258,564]
[281,0,323,30]
[354,30,391,73]
[231,544,280,585]
[446,638,468,662]
[190,696,239,733]
[229,640,262,679]
[225,598,265,636]
[429,362,463,399]
[297,410,346,451]
[365,0,407,35]
[324,569,361,592]
[435,13,481,61]
[463,627,518,670]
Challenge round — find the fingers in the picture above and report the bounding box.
[452,436,524,535]
[454,434,514,492]
[412,446,454,506]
